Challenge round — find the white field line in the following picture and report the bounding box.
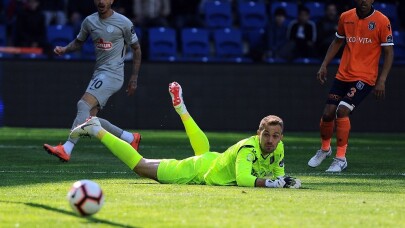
[0,170,404,176]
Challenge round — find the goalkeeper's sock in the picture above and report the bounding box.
[336,117,350,158]
[182,115,210,156]
[98,130,143,170]
[320,118,334,151]
[63,141,75,155]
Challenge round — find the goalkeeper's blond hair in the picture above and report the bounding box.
[258,115,284,133]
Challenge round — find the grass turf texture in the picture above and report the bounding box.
[0,128,404,227]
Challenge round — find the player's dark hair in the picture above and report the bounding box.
[258,115,284,133]
[274,7,287,17]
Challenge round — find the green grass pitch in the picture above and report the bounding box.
[0,127,404,227]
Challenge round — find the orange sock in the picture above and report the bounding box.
[336,117,351,158]
[320,119,334,151]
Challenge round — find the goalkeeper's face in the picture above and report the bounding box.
[257,124,283,155]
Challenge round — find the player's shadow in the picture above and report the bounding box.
[0,200,138,228]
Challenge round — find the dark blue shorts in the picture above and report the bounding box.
[326,78,373,111]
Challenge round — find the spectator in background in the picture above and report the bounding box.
[133,0,170,27]
[398,1,405,30]
[286,6,317,59]
[67,0,96,35]
[267,7,289,59]
[331,0,355,15]
[40,0,66,26]
[112,0,134,19]
[14,0,49,50]
[316,3,339,57]
[170,0,202,29]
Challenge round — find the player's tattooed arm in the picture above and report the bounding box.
[54,39,84,56]
[126,41,142,96]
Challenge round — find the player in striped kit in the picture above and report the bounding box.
[44,0,142,162]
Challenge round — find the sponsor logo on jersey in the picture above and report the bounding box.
[96,38,112,50]
[368,21,376,30]
[356,81,365,90]
[387,24,391,31]
[346,37,372,44]
[279,159,284,167]
[131,25,135,34]
[387,35,393,43]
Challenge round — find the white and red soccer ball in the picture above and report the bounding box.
[67,180,104,216]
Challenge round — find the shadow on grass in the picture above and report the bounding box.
[0,200,137,228]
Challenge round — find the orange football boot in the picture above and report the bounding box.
[130,133,142,151]
[43,144,70,162]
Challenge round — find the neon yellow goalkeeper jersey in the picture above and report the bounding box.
[204,136,285,187]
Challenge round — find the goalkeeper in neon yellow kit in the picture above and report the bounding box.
[70,82,301,188]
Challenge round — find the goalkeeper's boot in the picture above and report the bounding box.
[43,144,70,162]
[70,116,101,139]
[130,133,142,151]
[168,81,183,108]
[325,158,347,172]
[308,147,332,167]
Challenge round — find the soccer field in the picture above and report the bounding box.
[0,128,404,227]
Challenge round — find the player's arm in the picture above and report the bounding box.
[317,37,344,84]
[54,38,84,56]
[126,41,142,96]
[235,149,284,188]
[374,47,394,100]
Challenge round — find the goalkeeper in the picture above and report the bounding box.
[70,82,301,189]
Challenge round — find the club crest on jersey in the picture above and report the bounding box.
[107,25,114,33]
[368,21,376,30]
[246,153,254,162]
[96,38,112,50]
[356,81,365,90]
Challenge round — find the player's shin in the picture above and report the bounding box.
[320,118,334,151]
[336,117,350,158]
[99,131,143,169]
[182,117,210,156]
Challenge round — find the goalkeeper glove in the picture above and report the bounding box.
[265,177,286,188]
[283,176,302,189]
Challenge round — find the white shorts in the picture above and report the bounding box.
[85,72,123,109]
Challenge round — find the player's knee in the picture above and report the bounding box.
[322,113,335,122]
[336,102,352,118]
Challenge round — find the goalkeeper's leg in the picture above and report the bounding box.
[70,117,159,180]
[169,82,210,156]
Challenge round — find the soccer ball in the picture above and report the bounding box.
[67,180,104,216]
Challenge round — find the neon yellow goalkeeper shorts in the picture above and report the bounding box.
[157,152,219,184]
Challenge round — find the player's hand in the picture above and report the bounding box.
[274,177,286,188]
[317,65,328,85]
[126,79,137,96]
[283,176,301,189]
[54,46,66,56]
[373,80,385,100]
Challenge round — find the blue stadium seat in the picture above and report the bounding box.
[0,25,6,46]
[213,28,252,62]
[47,25,74,47]
[204,1,233,29]
[270,1,298,20]
[237,1,267,29]
[19,53,48,59]
[180,28,210,62]
[293,58,321,64]
[304,2,325,22]
[148,27,177,61]
[373,2,399,30]
[393,31,405,47]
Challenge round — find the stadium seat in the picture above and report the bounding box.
[373,2,399,30]
[293,58,321,64]
[180,28,210,62]
[304,2,325,22]
[204,1,233,29]
[270,1,298,21]
[393,31,405,47]
[237,1,267,29]
[19,53,48,59]
[148,27,177,61]
[0,25,7,46]
[47,25,74,47]
[213,28,252,62]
